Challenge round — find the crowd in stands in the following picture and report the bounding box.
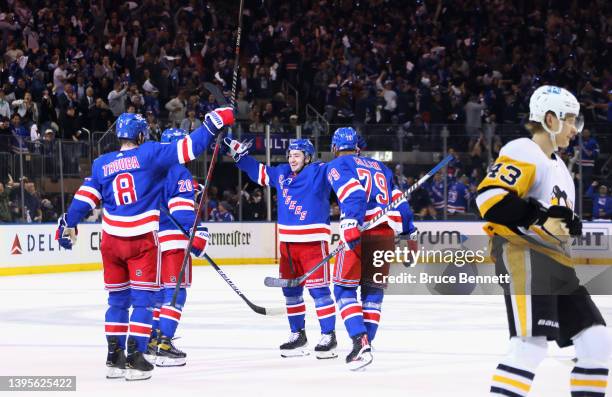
[0,0,611,223]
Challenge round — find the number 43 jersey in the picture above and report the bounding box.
[477,137,575,240]
[326,155,415,234]
[65,133,211,237]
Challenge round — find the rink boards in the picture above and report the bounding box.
[0,221,611,276]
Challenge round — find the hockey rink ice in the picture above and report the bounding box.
[2,265,611,397]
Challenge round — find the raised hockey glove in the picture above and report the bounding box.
[190,223,210,258]
[340,218,361,250]
[399,227,419,267]
[55,213,77,250]
[203,107,235,136]
[223,137,253,162]
[193,180,203,203]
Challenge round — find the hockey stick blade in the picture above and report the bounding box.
[263,154,453,288]
[161,207,284,316]
[204,82,229,106]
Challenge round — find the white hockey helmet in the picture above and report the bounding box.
[528,85,583,135]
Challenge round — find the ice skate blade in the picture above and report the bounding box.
[315,349,338,359]
[143,354,157,365]
[125,369,153,381]
[105,367,125,379]
[280,348,310,358]
[347,351,373,371]
[156,356,187,367]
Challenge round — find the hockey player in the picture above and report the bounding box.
[326,127,417,370]
[147,128,209,367]
[476,85,609,396]
[55,109,233,380]
[224,137,338,359]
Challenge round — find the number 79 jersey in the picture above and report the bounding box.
[326,154,415,234]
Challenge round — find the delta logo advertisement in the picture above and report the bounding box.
[11,235,22,255]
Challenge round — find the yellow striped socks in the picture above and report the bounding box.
[490,363,535,396]
[571,366,608,397]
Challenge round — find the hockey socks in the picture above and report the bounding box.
[105,290,130,349]
[362,286,383,343]
[490,363,535,396]
[127,289,154,353]
[150,289,164,340]
[334,285,366,338]
[159,287,186,338]
[309,287,336,334]
[283,286,306,332]
[570,365,608,396]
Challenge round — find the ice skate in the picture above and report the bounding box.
[125,340,154,381]
[105,337,126,379]
[346,333,373,371]
[314,331,338,359]
[156,336,187,367]
[280,329,309,357]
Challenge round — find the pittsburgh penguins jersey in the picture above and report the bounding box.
[157,164,196,252]
[235,155,332,243]
[65,124,214,236]
[326,154,415,234]
[476,137,575,262]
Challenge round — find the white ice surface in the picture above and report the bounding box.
[1,265,611,397]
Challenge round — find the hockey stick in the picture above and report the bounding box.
[161,207,284,316]
[229,0,245,108]
[263,154,454,288]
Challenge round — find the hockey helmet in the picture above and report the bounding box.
[161,128,188,143]
[116,113,148,140]
[331,127,358,152]
[529,85,584,135]
[287,138,315,160]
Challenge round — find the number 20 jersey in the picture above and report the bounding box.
[66,129,213,237]
[326,154,415,234]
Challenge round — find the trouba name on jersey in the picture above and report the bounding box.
[102,155,141,177]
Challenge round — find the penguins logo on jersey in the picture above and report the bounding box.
[551,185,572,208]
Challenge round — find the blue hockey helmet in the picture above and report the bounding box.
[116,113,148,140]
[331,127,358,152]
[287,138,315,160]
[161,128,188,143]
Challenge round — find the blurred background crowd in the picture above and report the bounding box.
[0,0,610,223]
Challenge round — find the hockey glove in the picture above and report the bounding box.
[193,180,203,203]
[190,224,210,258]
[539,205,582,238]
[203,107,235,136]
[55,213,77,250]
[223,137,253,162]
[399,227,419,267]
[340,218,361,250]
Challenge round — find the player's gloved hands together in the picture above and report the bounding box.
[55,213,78,250]
[190,223,210,258]
[223,137,252,162]
[541,205,582,238]
[203,107,235,135]
[340,218,361,250]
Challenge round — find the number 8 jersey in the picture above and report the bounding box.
[326,154,414,234]
[66,131,213,237]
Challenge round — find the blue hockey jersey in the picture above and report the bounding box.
[236,155,332,242]
[429,179,445,209]
[157,164,196,251]
[447,181,471,213]
[326,154,415,234]
[66,124,214,236]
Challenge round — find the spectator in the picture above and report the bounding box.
[165,90,187,127]
[0,89,10,119]
[447,175,472,216]
[11,92,38,126]
[210,201,235,222]
[330,202,341,221]
[586,182,612,221]
[243,189,266,220]
[0,181,12,222]
[10,113,29,154]
[90,98,114,132]
[107,81,129,117]
[40,198,58,222]
[38,89,58,126]
[79,87,97,129]
[0,115,10,151]
[145,112,162,142]
[428,172,445,214]
[464,95,486,136]
[393,164,409,192]
[569,129,599,191]
[180,108,202,132]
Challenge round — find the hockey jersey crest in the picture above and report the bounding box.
[236,156,331,242]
